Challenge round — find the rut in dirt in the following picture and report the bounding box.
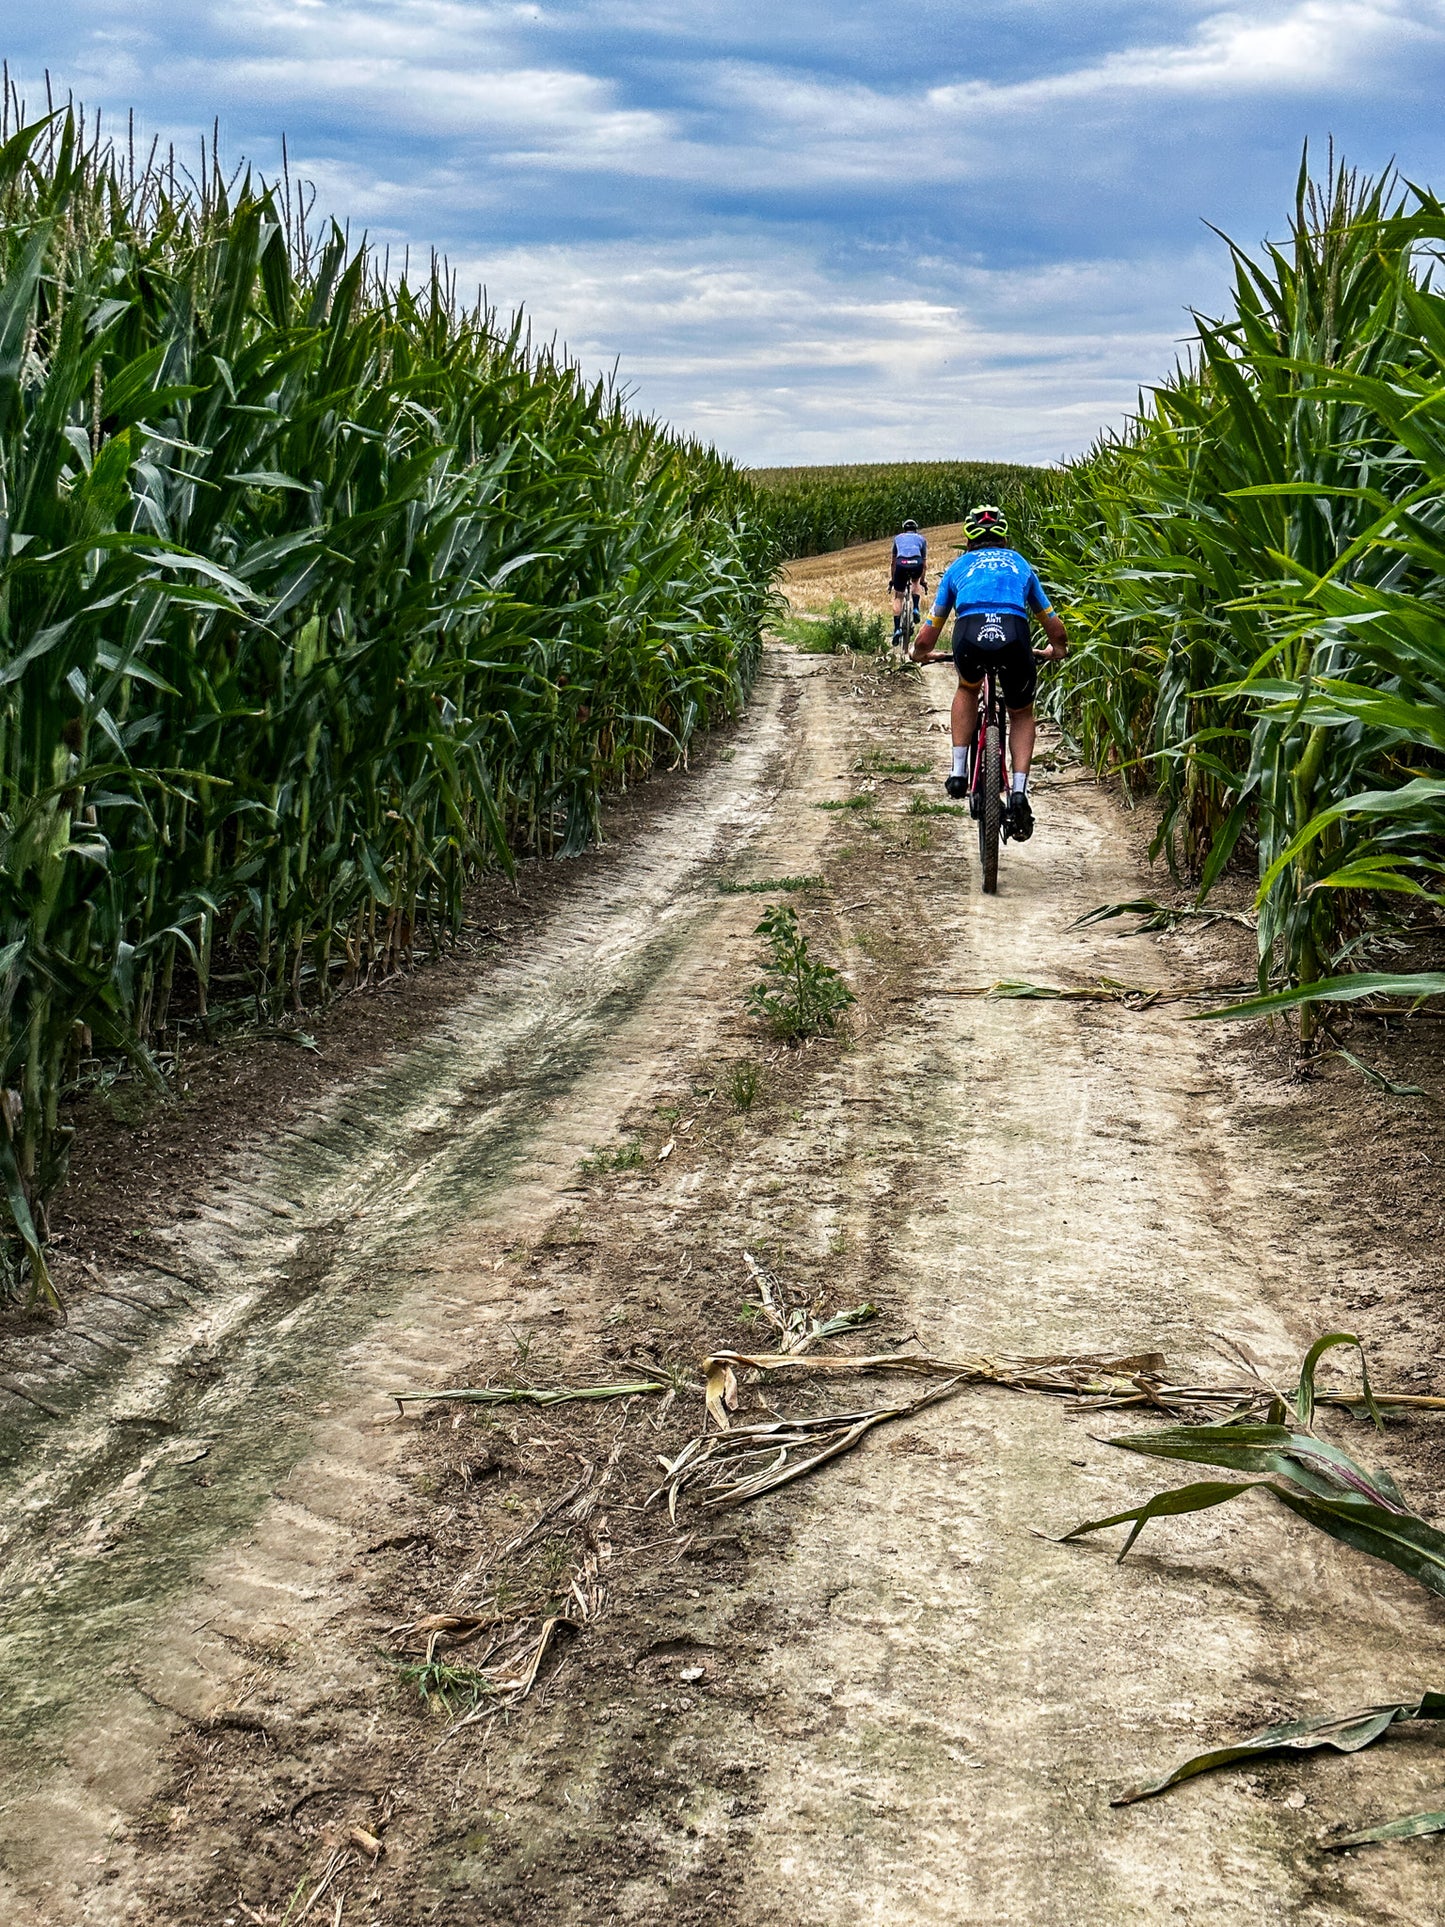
[0,657,820,1762]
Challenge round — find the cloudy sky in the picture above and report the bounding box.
[8,1,1445,463]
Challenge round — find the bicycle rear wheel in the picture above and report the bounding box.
[978,722,1001,894]
[898,596,914,654]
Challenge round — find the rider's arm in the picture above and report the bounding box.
[1028,579,1068,658]
[1037,608,1068,657]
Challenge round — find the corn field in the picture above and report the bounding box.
[1041,157,1445,1034]
[753,460,1060,560]
[0,99,775,1302]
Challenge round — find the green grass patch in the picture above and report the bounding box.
[578,1140,645,1177]
[856,752,930,776]
[717,874,825,895]
[399,1658,494,1717]
[726,1059,764,1110]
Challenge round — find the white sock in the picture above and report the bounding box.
[1012,770,1028,794]
[951,746,968,778]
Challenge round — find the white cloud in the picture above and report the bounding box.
[9,0,1445,464]
[439,234,1215,462]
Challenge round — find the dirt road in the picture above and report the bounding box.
[4,535,1445,1924]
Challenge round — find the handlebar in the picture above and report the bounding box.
[913,649,1061,666]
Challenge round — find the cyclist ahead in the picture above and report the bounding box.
[910,503,1068,842]
[889,520,928,645]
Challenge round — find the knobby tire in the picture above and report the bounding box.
[979,723,1002,894]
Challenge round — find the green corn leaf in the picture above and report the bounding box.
[1327,1807,1445,1850]
[1296,1332,1383,1431]
[1330,1047,1429,1098]
[1057,1478,1259,1560]
[1191,974,1445,1021]
[1114,1693,1445,1807]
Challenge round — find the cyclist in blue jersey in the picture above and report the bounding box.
[909,503,1067,841]
[889,520,928,644]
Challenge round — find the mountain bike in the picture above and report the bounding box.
[893,573,925,654]
[970,660,1008,893]
[923,647,1049,895]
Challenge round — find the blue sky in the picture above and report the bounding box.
[8,1,1445,463]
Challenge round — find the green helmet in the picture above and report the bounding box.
[962,503,1009,541]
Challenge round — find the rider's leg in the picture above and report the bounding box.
[1007,705,1036,787]
[950,678,981,785]
[891,583,904,640]
[1005,704,1037,839]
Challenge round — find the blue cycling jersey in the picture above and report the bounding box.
[932,547,1052,621]
[892,531,926,565]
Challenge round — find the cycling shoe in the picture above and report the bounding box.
[1008,793,1035,842]
[944,773,968,800]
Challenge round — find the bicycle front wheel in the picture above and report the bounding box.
[978,722,1002,894]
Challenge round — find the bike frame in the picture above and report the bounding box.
[892,568,925,652]
[969,667,1009,814]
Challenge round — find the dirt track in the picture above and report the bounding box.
[4,534,1445,1924]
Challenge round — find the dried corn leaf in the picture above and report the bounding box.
[397,1612,504,1662]
[653,1380,963,1514]
[740,1251,878,1360]
[701,1343,1445,1422]
[930,979,1252,1007]
[437,1546,605,1743]
[704,1358,739,1429]
[702,1346,1168,1400]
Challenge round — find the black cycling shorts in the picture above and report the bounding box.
[952,612,1037,708]
[891,562,925,593]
